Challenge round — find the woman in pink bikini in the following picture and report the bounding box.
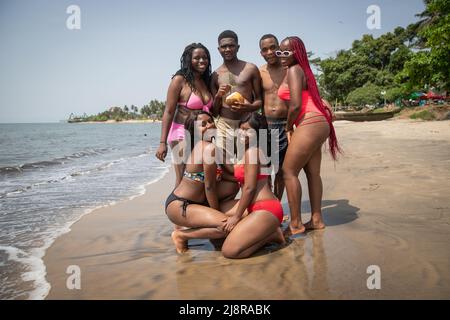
[156,43,213,186]
[277,36,340,235]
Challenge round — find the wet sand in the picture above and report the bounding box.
[44,119,450,299]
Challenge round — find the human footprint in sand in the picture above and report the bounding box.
[278,36,341,234]
[220,113,286,259]
[164,112,239,253]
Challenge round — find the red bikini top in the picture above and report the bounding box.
[233,164,268,185]
[278,86,312,102]
[277,86,291,101]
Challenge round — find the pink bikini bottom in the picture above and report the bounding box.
[167,122,185,143]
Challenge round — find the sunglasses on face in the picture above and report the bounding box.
[275,50,294,57]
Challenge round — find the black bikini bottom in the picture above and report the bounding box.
[165,191,205,217]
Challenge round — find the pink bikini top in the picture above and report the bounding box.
[179,92,212,111]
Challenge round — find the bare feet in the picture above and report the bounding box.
[304,215,326,230]
[283,222,306,236]
[171,231,188,254]
[288,223,306,235]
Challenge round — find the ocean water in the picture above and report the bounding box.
[0,122,170,299]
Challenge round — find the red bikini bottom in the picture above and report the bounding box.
[248,199,284,224]
[294,112,328,127]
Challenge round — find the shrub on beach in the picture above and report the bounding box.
[346,83,382,107]
[409,110,436,120]
[385,86,409,103]
[397,104,449,120]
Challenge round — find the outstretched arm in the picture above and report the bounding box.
[250,65,263,112]
[223,148,258,232]
[232,65,263,113]
[203,142,219,210]
[210,72,226,117]
[156,76,183,162]
[220,163,237,182]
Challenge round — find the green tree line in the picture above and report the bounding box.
[68,99,165,122]
[314,0,449,107]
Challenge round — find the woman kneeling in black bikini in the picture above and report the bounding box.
[165,111,239,253]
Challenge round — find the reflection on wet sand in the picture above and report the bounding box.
[171,195,364,299]
[173,223,335,299]
[309,231,330,298]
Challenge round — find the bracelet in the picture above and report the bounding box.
[160,141,167,144]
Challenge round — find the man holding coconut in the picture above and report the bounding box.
[211,30,263,164]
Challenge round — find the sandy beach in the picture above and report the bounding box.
[43,119,450,299]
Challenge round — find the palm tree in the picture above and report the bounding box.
[412,0,444,47]
[416,0,438,30]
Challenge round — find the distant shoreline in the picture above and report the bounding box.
[68,119,162,124]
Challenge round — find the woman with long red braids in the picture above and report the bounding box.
[277,36,340,235]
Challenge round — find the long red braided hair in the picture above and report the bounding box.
[287,36,341,160]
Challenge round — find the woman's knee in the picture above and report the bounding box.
[305,167,321,180]
[282,167,297,180]
[282,151,308,177]
[166,210,182,226]
[222,243,242,259]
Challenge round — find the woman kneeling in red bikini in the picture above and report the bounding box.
[220,112,286,259]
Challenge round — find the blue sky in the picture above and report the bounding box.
[0,0,425,123]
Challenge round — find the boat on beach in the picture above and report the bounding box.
[334,109,400,122]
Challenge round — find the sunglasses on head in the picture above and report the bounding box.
[275,50,294,57]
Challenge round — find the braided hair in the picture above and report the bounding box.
[285,36,341,160]
[173,43,212,93]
